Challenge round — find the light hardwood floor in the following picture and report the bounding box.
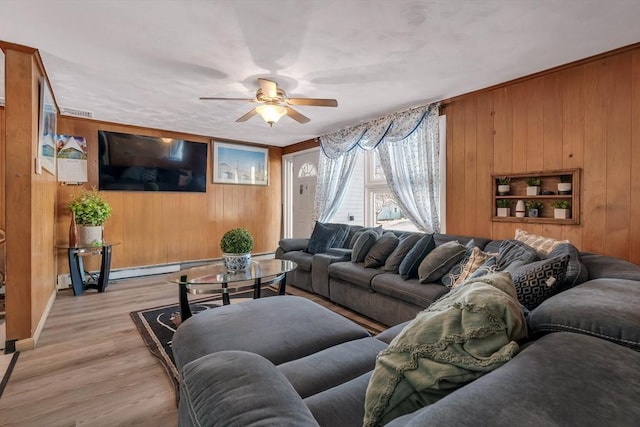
[0,274,385,426]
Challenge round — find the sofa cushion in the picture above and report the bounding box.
[304,372,372,427]
[172,295,371,369]
[528,278,640,350]
[307,222,341,254]
[418,240,466,283]
[440,240,480,287]
[511,255,569,310]
[398,234,436,280]
[364,232,399,268]
[371,273,449,308]
[496,239,540,271]
[281,250,313,271]
[278,238,309,253]
[329,261,385,289]
[514,228,569,257]
[433,233,491,249]
[385,332,640,427]
[383,233,423,273]
[580,253,640,281]
[278,337,386,399]
[351,230,379,263]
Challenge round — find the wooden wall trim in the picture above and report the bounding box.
[283,138,320,155]
[442,41,640,106]
[0,40,38,54]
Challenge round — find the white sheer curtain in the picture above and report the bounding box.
[314,103,440,230]
[376,105,440,232]
[313,148,360,222]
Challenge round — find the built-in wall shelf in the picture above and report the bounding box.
[492,169,580,225]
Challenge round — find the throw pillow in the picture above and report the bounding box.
[418,240,466,284]
[326,223,351,249]
[546,243,588,290]
[398,234,436,280]
[496,240,540,272]
[451,246,493,288]
[383,233,423,273]
[466,256,498,281]
[306,222,340,255]
[351,230,380,263]
[514,229,569,258]
[511,255,569,310]
[364,232,400,268]
[441,240,477,288]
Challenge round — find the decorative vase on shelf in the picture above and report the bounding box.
[557,182,572,195]
[496,207,510,217]
[497,184,510,196]
[69,212,78,248]
[515,200,526,218]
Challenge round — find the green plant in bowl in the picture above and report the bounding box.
[525,177,541,186]
[525,201,544,210]
[496,199,512,208]
[220,228,254,254]
[551,200,571,209]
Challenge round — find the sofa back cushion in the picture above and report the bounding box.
[418,241,466,284]
[307,222,350,254]
[383,233,423,273]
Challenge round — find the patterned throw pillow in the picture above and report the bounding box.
[511,255,569,310]
[418,241,466,284]
[364,232,400,268]
[451,247,493,288]
[140,168,157,182]
[440,240,477,287]
[514,229,569,258]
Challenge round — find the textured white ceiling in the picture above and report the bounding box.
[1,0,639,146]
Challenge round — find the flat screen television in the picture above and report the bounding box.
[98,130,207,192]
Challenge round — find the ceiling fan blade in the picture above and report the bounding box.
[258,78,278,98]
[287,98,338,107]
[235,108,258,122]
[199,97,255,102]
[285,106,310,124]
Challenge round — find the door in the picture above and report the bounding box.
[291,150,319,238]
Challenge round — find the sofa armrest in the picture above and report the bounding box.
[179,350,319,427]
[312,252,352,297]
[279,238,310,253]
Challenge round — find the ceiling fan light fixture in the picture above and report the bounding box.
[256,104,287,126]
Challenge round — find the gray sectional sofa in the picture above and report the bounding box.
[172,228,640,426]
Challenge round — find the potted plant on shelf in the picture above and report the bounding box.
[525,177,541,196]
[496,199,512,217]
[525,201,544,218]
[68,188,112,247]
[496,177,511,196]
[551,200,572,219]
[220,227,254,273]
[558,175,572,195]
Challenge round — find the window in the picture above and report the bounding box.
[297,162,317,177]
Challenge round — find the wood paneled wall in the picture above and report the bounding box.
[4,48,58,342]
[56,118,283,274]
[445,45,640,264]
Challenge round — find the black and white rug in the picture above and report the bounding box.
[130,288,279,395]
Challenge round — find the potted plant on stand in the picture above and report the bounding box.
[525,201,544,218]
[496,199,512,217]
[220,227,254,273]
[68,188,112,247]
[551,200,572,219]
[496,177,511,196]
[525,177,541,196]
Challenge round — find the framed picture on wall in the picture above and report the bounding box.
[212,141,269,186]
[38,77,57,175]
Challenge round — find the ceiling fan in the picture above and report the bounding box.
[199,78,338,126]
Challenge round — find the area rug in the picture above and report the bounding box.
[130,288,279,395]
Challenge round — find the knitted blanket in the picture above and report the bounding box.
[363,272,527,427]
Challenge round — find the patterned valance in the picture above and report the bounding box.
[319,103,439,159]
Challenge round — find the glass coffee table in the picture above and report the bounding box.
[168,259,296,322]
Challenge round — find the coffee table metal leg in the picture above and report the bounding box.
[278,273,287,295]
[222,282,230,305]
[253,278,261,299]
[179,277,192,322]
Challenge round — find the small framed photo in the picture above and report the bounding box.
[38,77,57,175]
[212,141,269,186]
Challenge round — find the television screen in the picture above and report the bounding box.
[98,130,207,192]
